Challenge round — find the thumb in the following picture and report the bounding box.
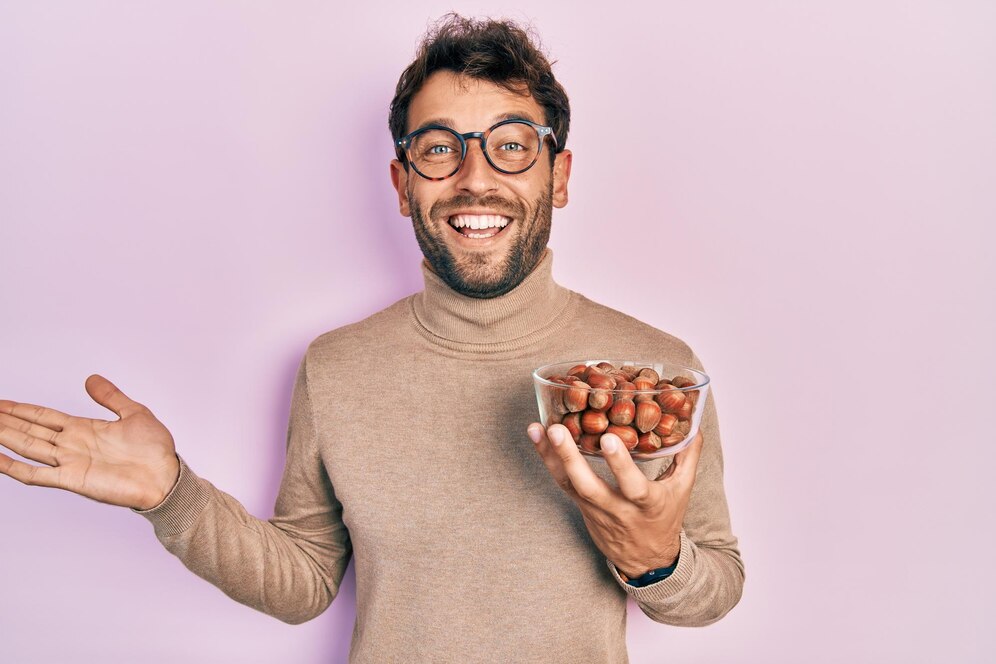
[85,374,144,419]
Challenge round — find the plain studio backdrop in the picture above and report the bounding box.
[1,2,993,662]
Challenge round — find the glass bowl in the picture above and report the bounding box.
[532,359,710,461]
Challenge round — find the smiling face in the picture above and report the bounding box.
[390,70,572,298]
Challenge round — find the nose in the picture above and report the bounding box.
[452,138,499,197]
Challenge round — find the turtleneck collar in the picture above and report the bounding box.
[410,247,576,351]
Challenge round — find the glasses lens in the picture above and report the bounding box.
[409,129,462,178]
[487,122,541,173]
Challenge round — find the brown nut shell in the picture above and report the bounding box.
[676,399,693,421]
[605,424,639,451]
[561,412,583,442]
[634,400,663,433]
[685,388,700,407]
[615,380,636,400]
[656,388,687,413]
[567,364,590,378]
[607,398,636,426]
[637,367,660,384]
[661,432,686,447]
[581,409,609,434]
[579,433,602,453]
[670,376,696,389]
[582,365,607,382]
[564,380,590,412]
[653,413,679,437]
[635,431,663,453]
[588,389,614,411]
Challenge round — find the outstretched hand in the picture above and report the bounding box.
[0,374,180,510]
[527,422,704,579]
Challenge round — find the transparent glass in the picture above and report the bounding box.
[532,359,711,461]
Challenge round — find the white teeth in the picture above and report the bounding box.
[449,214,511,229]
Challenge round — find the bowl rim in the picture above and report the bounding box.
[532,359,710,392]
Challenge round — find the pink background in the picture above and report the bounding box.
[2,2,994,662]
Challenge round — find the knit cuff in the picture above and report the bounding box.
[606,530,696,601]
[131,455,212,538]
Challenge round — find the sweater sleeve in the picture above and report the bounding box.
[132,353,353,625]
[605,351,745,626]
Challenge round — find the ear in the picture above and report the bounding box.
[551,149,572,208]
[390,159,412,217]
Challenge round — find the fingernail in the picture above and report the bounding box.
[549,427,564,446]
[528,426,542,444]
[602,435,618,453]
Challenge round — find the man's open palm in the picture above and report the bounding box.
[0,374,179,510]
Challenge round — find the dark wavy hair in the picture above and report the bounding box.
[389,13,571,166]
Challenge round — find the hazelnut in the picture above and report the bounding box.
[582,365,607,383]
[661,432,686,447]
[586,373,617,411]
[581,409,609,434]
[674,419,691,437]
[564,380,590,412]
[579,433,602,453]
[606,370,631,385]
[561,412,583,442]
[685,388,700,407]
[605,424,639,451]
[676,399,693,421]
[615,380,636,401]
[595,361,616,372]
[653,413,679,437]
[634,400,663,433]
[567,364,590,378]
[655,388,687,413]
[635,431,663,453]
[607,398,636,426]
[670,376,696,389]
[637,368,661,384]
[632,376,657,402]
[588,389,614,411]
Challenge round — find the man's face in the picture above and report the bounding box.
[390,70,572,298]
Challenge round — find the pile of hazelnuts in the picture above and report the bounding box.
[543,362,700,455]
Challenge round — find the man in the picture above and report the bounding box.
[0,14,743,662]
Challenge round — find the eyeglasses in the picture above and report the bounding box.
[396,119,558,181]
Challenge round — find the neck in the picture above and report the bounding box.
[411,248,573,348]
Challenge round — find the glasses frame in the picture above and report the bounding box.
[395,118,559,181]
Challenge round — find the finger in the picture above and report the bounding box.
[0,415,59,465]
[0,451,61,488]
[598,432,657,509]
[527,422,578,499]
[0,412,61,443]
[85,374,145,419]
[543,423,612,506]
[0,399,68,431]
[666,431,705,489]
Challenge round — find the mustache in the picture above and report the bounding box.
[430,194,525,220]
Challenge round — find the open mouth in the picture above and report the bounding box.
[447,214,513,239]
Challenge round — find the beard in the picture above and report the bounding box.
[408,180,554,299]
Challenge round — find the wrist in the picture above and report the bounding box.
[139,455,181,510]
[618,536,681,579]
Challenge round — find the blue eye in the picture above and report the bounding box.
[428,145,454,154]
[498,142,525,152]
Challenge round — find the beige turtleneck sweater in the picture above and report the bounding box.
[135,248,744,662]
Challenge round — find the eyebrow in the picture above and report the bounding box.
[412,111,540,133]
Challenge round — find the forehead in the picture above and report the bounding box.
[407,70,546,133]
